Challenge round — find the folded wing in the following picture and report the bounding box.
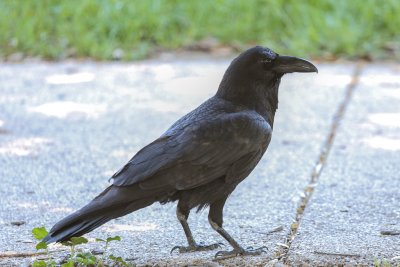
[112,110,272,191]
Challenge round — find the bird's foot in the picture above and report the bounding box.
[171,242,223,254]
[214,246,268,260]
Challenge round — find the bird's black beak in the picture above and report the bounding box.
[272,55,318,74]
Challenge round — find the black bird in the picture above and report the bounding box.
[43,46,317,258]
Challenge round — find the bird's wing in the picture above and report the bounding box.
[112,111,271,191]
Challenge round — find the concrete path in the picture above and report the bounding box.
[286,65,400,266]
[0,59,398,266]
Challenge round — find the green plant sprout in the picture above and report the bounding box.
[61,236,89,258]
[95,236,122,266]
[32,227,57,267]
[31,227,132,266]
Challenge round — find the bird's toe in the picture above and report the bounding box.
[170,242,223,254]
[214,245,268,260]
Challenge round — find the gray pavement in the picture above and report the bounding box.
[287,64,400,266]
[0,59,398,266]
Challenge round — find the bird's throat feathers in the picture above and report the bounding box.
[216,74,282,126]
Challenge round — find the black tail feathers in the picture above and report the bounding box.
[43,185,156,243]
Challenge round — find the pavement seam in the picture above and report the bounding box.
[276,63,364,264]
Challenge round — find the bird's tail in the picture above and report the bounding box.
[43,185,156,243]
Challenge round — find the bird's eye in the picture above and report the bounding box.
[262,58,272,63]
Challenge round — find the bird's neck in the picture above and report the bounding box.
[216,77,281,127]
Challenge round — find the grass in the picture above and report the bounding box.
[1,0,399,60]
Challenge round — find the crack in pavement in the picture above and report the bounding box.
[276,63,364,263]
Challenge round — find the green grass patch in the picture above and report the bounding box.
[1,0,399,60]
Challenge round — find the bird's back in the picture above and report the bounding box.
[163,96,244,136]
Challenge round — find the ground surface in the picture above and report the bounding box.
[0,58,399,266]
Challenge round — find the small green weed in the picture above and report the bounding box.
[374,257,397,267]
[31,227,132,267]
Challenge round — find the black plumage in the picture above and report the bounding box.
[43,46,317,258]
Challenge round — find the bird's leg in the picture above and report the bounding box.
[208,198,267,259]
[171,204,222,254]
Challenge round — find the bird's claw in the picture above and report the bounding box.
[170,242,223,254]
[214,245,268,260]
[170,246,181,254]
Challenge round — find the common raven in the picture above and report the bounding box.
[43,46,317,258]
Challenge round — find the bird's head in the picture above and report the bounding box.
[219,46,317,89]
[217,46,317,116]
